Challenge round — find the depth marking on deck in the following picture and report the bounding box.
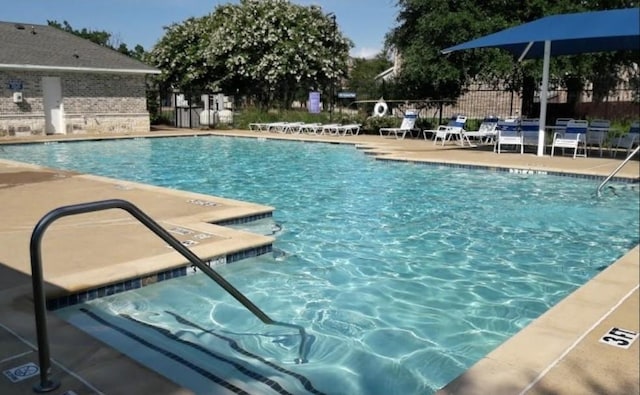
[599,327,638,349]
[518,284,639,395]
[3,362,39,383]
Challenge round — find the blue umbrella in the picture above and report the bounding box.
[442,7,640,156]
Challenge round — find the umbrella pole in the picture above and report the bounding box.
[537,40,551,156]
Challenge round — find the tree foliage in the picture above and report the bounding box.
[47,20,146,60]
[385,0,639,104]
[347,53,393,100]
[148,0,351,109]
[147,17,215,95]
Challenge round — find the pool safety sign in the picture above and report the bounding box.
[599,327,638,349]
[3,362,39,383]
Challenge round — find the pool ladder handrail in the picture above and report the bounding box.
[29,199,309,393]
[596,145,640,197]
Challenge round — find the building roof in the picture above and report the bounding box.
[0,21,160,74]
[374,66,396,82]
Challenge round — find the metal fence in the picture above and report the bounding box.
[147,84,638,128]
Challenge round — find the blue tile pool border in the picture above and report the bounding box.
[374,156,640,184]
[213,212,273,226]
[46,243,273,311]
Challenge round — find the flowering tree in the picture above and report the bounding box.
[148,17,219,95]
[149,0,351,109]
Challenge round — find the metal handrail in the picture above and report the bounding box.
[596,145,640,197]
[30,199,309,393]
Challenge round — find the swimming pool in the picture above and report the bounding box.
[3,136,639,394]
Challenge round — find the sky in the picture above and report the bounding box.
[2,0,399,58]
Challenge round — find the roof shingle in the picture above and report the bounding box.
[0,21,159,73]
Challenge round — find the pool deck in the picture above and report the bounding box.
[0,128,638,394]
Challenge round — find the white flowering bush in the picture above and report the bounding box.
[149,17,218,93]
[149,0,351,108]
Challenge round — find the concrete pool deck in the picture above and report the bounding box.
[0,128,638,394]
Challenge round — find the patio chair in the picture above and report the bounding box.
[248,122,271,132]
[282,122,306,134]
[554,118,573,128]
[379,110,419,139]
[336,124,361,136]
[551,119,588,158]
[520,118,540,151]
[299,123,323,134]
[613,121,640,157]
[424,115,468,145]
[462,116,499,145]
[586,119,611,157]
[319,123,342,135]
[265,122,290,133]
[495,118,523,154]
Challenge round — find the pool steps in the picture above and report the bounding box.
[31,199,308,391]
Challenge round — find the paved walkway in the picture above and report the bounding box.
[0,129,638,394]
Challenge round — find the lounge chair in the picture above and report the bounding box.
[613,121,640,157]
[551,119,588,158]
[335,124,361,136]
[586,119,611,157]
[545,118,572,137]
[379,110,419,139]
[520,118,540,152]
[495,118,523,154]
[319,124,342,135]
[282,122,306,133]
[248,122,271,132]
[553,118,573,129]
[299,123,323,134]
[462,116,499,144]
[265,122,289,133]
[424,115,468,145]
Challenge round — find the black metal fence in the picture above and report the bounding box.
[147,85,639,128]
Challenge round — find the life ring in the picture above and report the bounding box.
[373,102,388,117]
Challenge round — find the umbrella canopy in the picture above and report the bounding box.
[443,8,639,58]
[442,7,640,156]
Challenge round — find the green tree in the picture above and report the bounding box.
[48,20,146,60]
[385,0,638,108]
[385,0,515,102]
[148,17,217,97]
[149,0,352,109]
[347,53,393,100]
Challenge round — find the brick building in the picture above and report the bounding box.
[0,21,160,136]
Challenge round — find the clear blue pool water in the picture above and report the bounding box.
[3,136,639,394]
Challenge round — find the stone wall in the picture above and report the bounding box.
[0,70,150,136]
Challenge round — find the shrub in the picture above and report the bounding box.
[363,116,400,133]
[151,110,173,125]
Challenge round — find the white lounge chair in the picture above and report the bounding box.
[335,124,361,136]
[520,118,540,152]
[495,118,523,154]
[282,122,306,133]
[614,121,640,157]
[463,116,499,144]
[299,123,323,134]
[248,122,271,132]
[379,110,418,139]
[586,119,610,157]
[551,119,588,158]
[424,115,468,145]
[265,122,290,133]
[555,118,573,127]
[319,124,342,135]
